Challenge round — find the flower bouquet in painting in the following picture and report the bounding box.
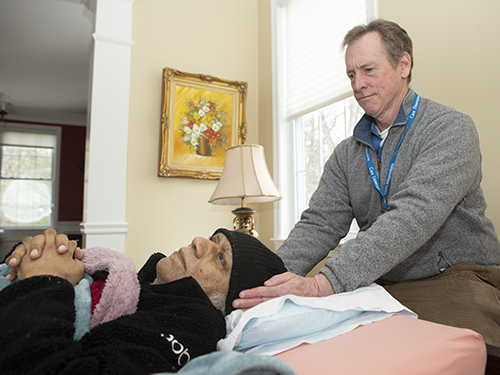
[179,97,229,156]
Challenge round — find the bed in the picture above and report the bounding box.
[219,284,488,374]
[274,315,486,375]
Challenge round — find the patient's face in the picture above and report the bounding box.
[154,232,233,298]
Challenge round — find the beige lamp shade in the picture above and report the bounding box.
[209,144,281,205]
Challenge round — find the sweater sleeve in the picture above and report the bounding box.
[0,275,225,375]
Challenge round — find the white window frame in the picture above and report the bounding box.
[0,122,61,231]
[271,0,377,245]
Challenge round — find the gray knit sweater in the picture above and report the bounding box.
[277,89,500,294]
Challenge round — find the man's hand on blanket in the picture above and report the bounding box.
[14,228,84,286]
[5,228,84,282]
[232,272,335,310]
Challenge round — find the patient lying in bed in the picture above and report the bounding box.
[1,229,487,375]
[0,228,287,374]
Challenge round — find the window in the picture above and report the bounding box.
[293,96,364,221]
[272,0,376,240]
[0,124,60,228]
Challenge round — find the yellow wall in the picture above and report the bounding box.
[377,0,500,231]
[126,0,263,268]
[256,0,275,248]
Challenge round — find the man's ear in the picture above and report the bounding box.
[399,52,412,79]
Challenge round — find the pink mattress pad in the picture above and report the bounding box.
[274,315,486,374]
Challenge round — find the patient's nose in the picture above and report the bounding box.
[191,237,216,258]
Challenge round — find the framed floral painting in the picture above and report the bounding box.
[158,68,247,179]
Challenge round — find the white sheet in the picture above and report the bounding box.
[218,283,417,356]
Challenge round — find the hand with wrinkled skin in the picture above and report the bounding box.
[13,228,84,286]
[231,271,335,310]
[5,228,84,283]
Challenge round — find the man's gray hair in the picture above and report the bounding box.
[342,19,414,83]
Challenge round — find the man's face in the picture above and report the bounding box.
[154,232,233,298]
[345,32,411,128]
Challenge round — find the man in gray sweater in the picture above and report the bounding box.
[234,19,500,346]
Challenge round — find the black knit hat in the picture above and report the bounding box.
[213,228,287,315]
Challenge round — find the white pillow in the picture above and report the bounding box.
[218,283,417,356]
[234,301,361,351]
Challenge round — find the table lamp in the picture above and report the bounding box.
[208,144,281,237]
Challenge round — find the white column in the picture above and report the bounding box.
[81,0,135,252]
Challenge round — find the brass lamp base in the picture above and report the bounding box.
[231,206,259,238]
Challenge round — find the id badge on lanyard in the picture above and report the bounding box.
[365,94,421,212]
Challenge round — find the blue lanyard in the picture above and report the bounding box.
[365,94,421,212]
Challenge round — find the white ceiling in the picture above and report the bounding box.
[0,0,93,125]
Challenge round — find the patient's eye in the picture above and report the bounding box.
[218,252,225,266]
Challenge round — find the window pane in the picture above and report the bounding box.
[0,180,53,226]
[1,146,53,180]
[33,148,54,179]
[0,142,55,228]
[294,96,363,219]
[302,113,319,170]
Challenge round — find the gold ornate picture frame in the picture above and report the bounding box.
[158,68,247,179]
